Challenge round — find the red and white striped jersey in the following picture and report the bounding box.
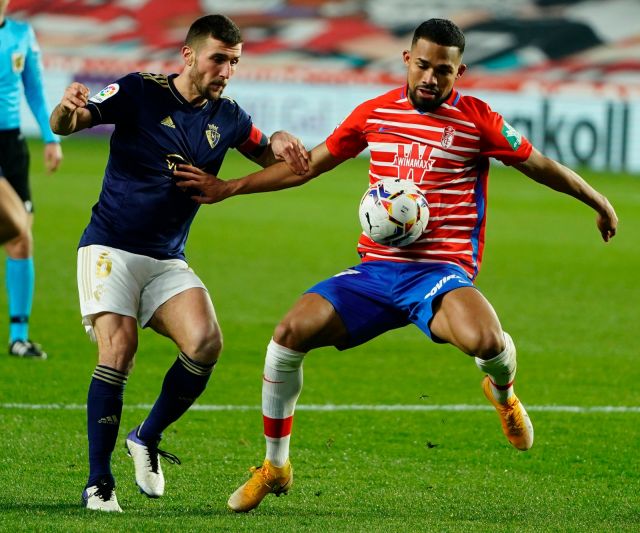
[325,86,533,280]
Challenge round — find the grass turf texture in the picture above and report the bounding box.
[0,136,638,531]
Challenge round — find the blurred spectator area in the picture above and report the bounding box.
[8,0,640,91]
[9,0,640,172]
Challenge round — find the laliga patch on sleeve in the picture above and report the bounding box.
[89,83,120,104]
[501,120,522,151]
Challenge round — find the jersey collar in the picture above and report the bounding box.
[167,73,211,111]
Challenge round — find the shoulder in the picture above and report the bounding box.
[5,18,32,39]
[137,72,170,88]
[455,93,496,118]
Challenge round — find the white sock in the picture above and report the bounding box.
[262,339,305,467]
[475,332,517,403]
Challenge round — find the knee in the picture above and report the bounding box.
[473,329,506,360]
[188,322,223,364]
[98,339,138,374]
[273,316,305,351]
[5,228,32,257]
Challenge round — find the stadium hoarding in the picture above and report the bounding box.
[20,72,639,174]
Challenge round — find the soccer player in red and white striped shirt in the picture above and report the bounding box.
[175,18,618,513]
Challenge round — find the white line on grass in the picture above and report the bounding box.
[1,403,639,413]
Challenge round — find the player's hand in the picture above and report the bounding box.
[270,131,309,175]
[60,82,90,114]
[173,164,232,204]
[44,142,63,173]
[596,198,618,242]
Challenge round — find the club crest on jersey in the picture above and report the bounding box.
[206,124,220,149]
[11,52,25,73]
[441,125,456,149]
[89,83,120,104]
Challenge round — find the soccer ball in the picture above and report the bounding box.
[358,178,429,247]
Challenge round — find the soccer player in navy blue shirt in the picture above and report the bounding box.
[50,14,309,512]
[0,0,63,359]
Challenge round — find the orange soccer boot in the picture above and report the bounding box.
[482,376,534,451]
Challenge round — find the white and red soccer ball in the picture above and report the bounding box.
[358,178,429,247]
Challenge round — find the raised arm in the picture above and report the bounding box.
[513,147,618,242]
[49,82,93,135]
[173,142,343,204]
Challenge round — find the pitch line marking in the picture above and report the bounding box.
[1,403,639,413]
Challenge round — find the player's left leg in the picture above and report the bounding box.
[429,287,533,450]
[126,286,221,498]
[3,135,44,359]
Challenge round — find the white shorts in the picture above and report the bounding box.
[77,245,207,341]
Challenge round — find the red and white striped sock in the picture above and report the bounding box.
[475,332,517,403]
[262,339,305,467]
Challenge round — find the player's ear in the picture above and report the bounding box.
[182,45,194,67]
[456,63,467,79]
[402,49,411,66]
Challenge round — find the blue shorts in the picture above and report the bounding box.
[306,261,475,349]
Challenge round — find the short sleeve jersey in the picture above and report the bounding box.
[325,87,532,280]
[0,18,59,142]
[79,72,267,260]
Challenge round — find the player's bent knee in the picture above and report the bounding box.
[188,326,223,364]
[474,329,506,360]
[272,319,308,352]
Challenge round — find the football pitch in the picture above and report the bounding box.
[0,136,638,532]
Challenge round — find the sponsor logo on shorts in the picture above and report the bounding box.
[424,274,465,299]
[89,83,120,103]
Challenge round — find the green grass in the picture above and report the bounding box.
[0,136,638,532]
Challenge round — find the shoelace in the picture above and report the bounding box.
[146,443,181,473]
[92,479,115,502]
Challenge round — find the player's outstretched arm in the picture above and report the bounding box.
[50,82,93,135]
[253,130,310,175]
[514,147,618,242]
[174,142,343,205]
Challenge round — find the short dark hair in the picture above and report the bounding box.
[185,14,242,48]
[412,19,465,54]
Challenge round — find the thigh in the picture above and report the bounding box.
[429,286,503,356]
[138,259,206,327]
[304,264,408,350]
[147,287,220,361]
[274,292,349,352]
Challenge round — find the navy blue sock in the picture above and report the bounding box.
[86,365,128,487]
[138,352,214,443]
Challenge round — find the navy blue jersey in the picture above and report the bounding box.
[79,72,267,260]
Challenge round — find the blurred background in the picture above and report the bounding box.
[10,0,640,173]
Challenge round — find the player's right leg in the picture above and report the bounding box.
[228,263,406,512]
[227,293,348,513]
[77,246,144,511]
[82,312,137,513]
